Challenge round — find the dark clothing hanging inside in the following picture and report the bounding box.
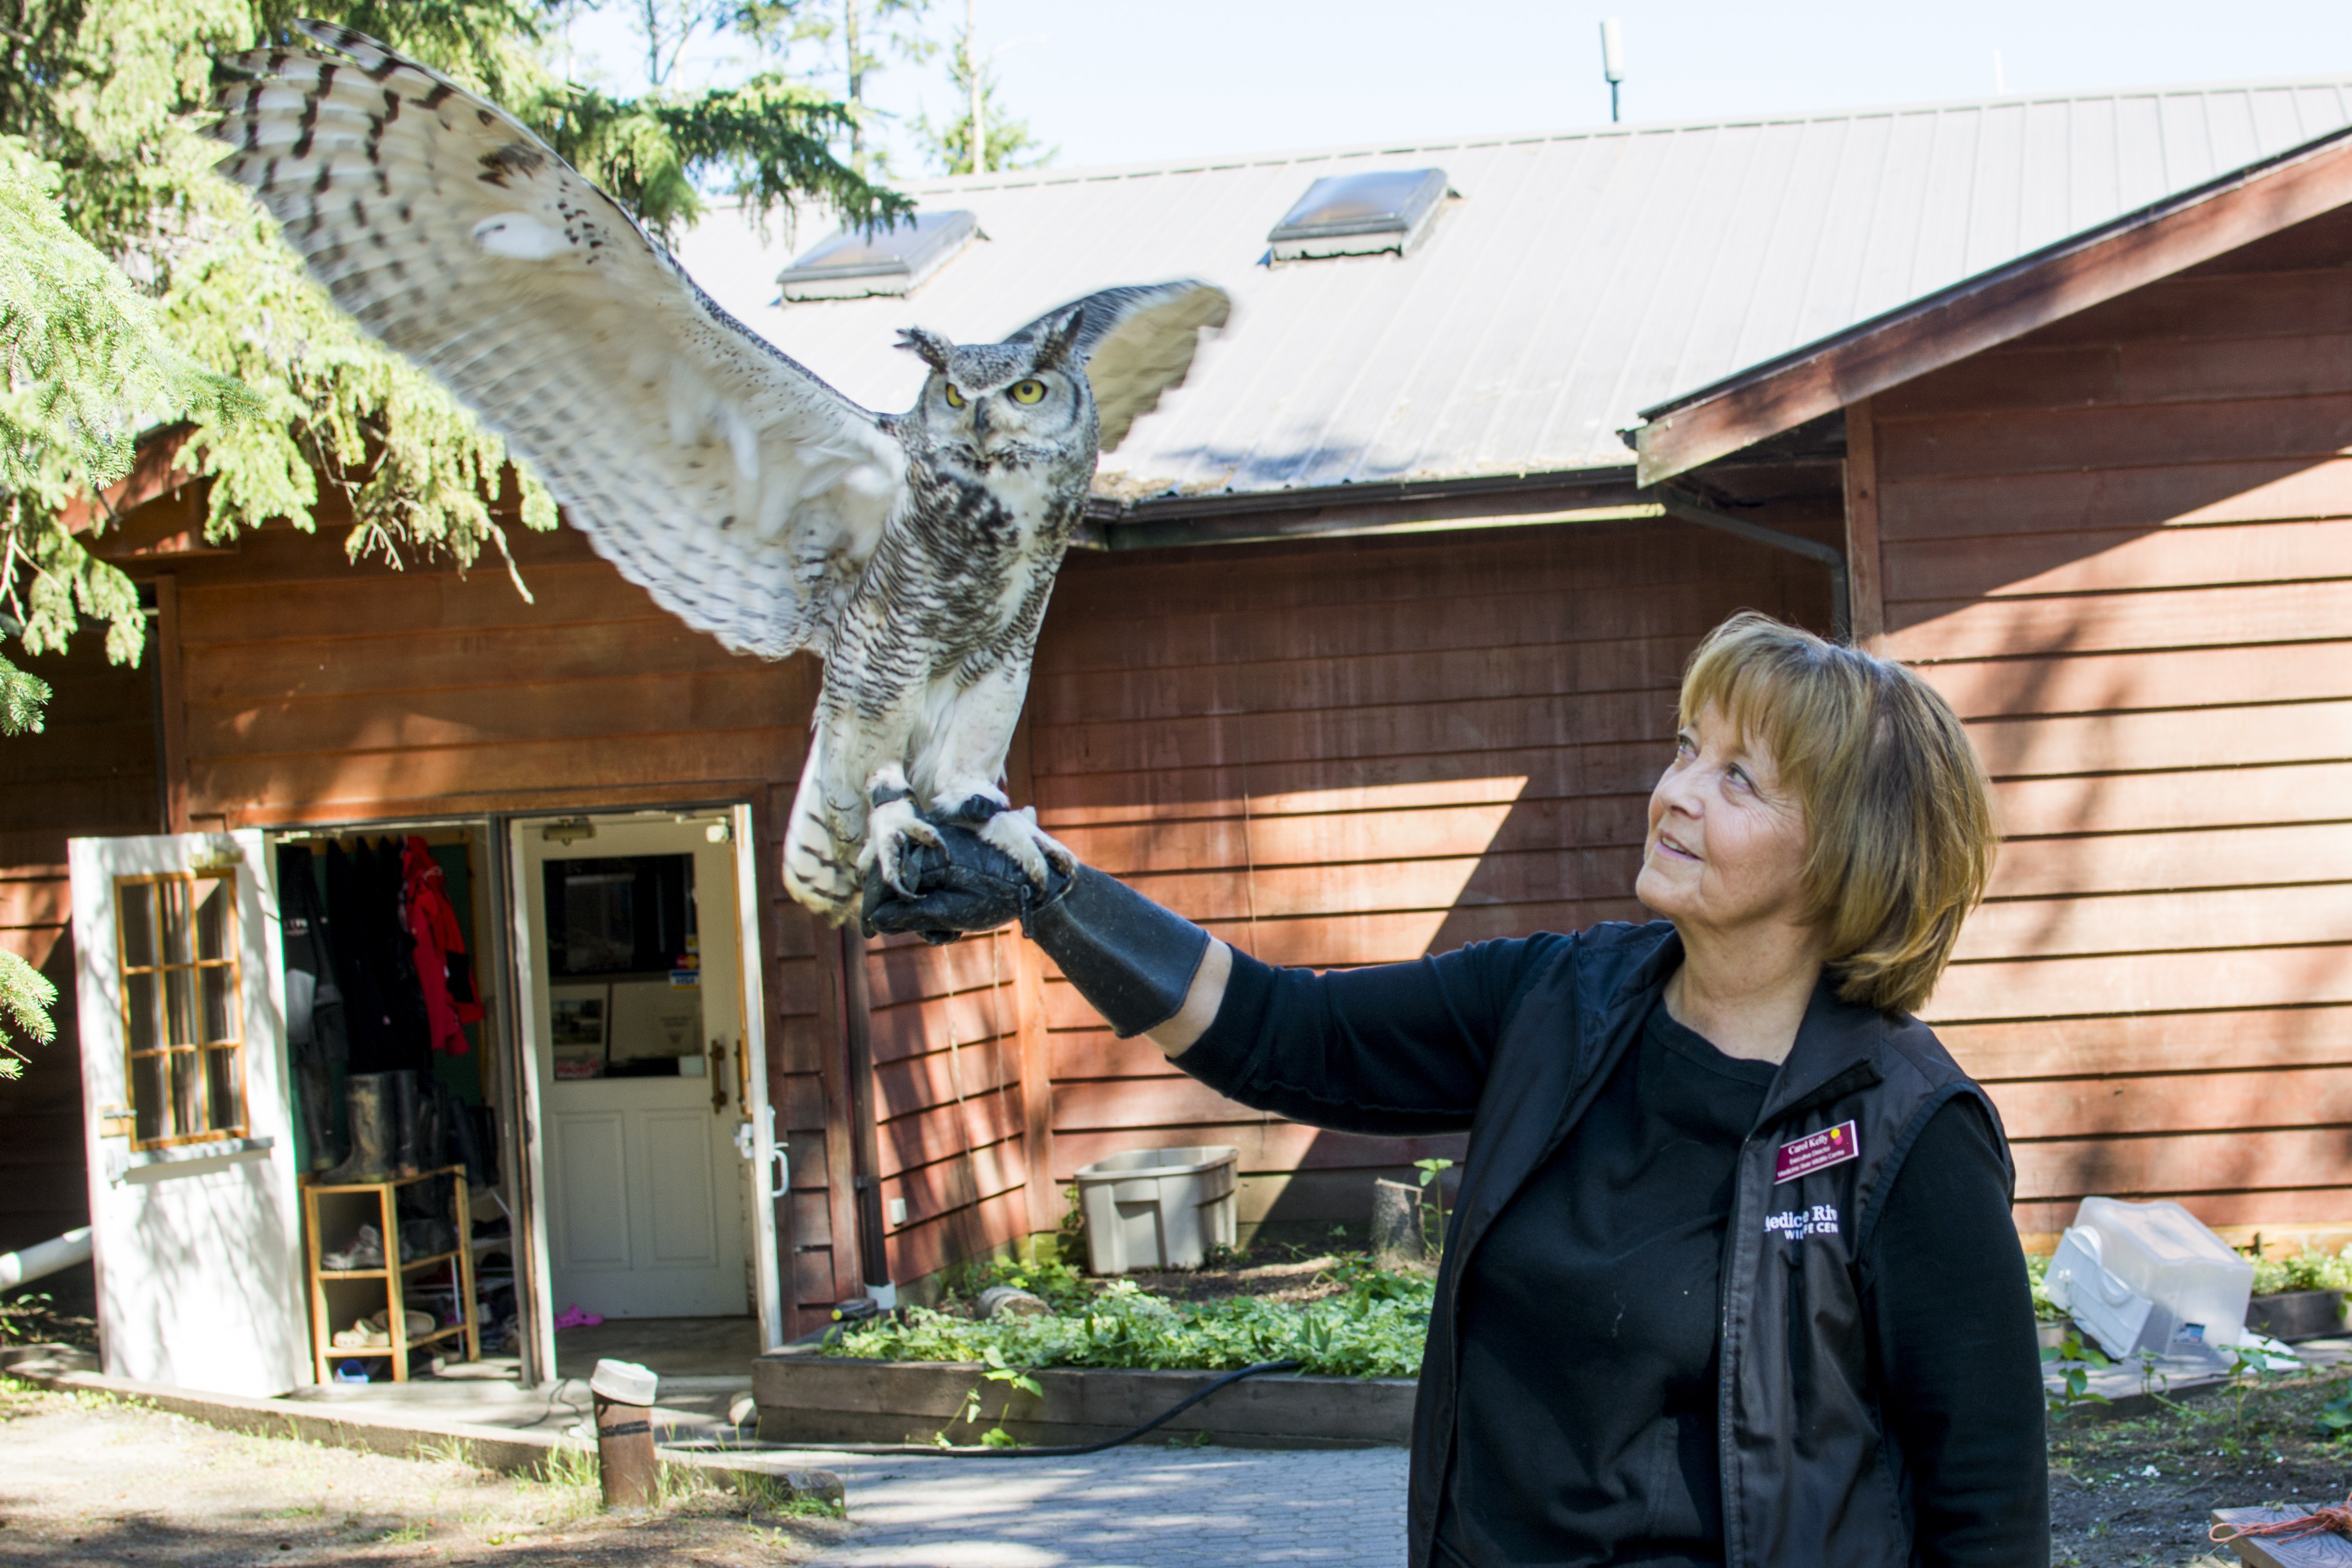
[326,840,402,1074]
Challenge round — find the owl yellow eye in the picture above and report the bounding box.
[943,383,966,409]
[1008,379,1046,405]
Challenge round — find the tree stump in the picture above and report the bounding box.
[1372,1179,1427,1267]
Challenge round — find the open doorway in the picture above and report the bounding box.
[506,808,780,1381]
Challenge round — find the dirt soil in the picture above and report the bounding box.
[0,1377,850,1566]
[2050,1363,2352,1566]
[1123,1252,1366,1306]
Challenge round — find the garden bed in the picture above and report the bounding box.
[756,1249,1426,1449]
[751,1351,1415,1449]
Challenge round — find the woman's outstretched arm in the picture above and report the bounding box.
[865,829,1564,1136]
[1145,937,1231,1056]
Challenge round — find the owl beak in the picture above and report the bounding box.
[971,400,992,443]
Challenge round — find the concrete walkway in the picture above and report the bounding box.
[796,1445,1410,1568]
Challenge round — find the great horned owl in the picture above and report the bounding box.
[208,22,1228,923]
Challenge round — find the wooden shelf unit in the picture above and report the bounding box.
[302,1164,482,1384]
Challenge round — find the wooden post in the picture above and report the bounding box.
[589,1359,660,1512]
[1001,701,1059,1250]
[816,922,869,1305]
[152,575,190,832]
[1012,938,1059,1247]
[1842,398,1887,652]
[837,926,890,1291]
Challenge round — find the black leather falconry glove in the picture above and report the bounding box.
[863,820,1212,1039]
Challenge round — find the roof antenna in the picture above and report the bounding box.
[1600,18,1626,124]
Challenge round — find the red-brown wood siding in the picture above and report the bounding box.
[0,627,160,1255]
[863,927,1033,1279]
[1024,522,1836,1234]
[1873,209,2352,1243]
[68,516,870,1333]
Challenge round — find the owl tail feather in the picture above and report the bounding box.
[782,736,862,924]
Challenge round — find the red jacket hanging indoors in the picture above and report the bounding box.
[402,835,483,1054]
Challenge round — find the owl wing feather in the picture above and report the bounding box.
[1009,282,1230,451]
[207,21,907,660]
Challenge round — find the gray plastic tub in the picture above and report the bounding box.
[1073,1145,1239,1274]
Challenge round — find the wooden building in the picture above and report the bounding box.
[11,79,2352,1386]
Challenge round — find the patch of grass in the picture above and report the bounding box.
[375,1519,430,1543]
[410,1433,480,1468]
[514,1442,601,1523]
[734,1473,845,1518]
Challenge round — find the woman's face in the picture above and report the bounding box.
[1636,702,1813,939]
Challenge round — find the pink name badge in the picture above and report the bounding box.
[1774,1121,1859,1184]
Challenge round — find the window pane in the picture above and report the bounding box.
[200,966,236,1046]
[132,1055,164,1143]
[159,879,193,966]
[193,876,233,962]
[164,969,198,1049]
[119,883,157,969]
[203,1048,242,1133]
[170,1051,200,1139]
[124,972,161,1055]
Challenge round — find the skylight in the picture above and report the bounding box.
[1267,168,1450,261]
[775,210,979,302]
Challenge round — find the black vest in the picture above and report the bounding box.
[1412,922,2013,1568]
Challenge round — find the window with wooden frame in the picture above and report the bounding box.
[116,872,248,1148]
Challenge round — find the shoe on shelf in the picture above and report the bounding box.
[366,1306,436,1339]
[399,1219,455,1263]
[321,1224,386,1271]
[331,1318,389,1349]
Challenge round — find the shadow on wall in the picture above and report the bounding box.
[1028,519,1843,1234]
[1884,429,2352,1239]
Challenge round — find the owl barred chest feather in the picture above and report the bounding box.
[205,21,1228,923]
[798,320,1110,916]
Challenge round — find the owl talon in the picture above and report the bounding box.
[978,805,1074,892]
[861,796,946,897]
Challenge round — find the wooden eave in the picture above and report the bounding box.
[1630,118,2352,486]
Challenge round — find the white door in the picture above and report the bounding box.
[67,830,307,1396]
[510,813,773,1322]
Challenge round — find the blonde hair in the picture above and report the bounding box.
[1676,612,1996,1017]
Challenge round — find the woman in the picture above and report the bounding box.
[870,612,2048,1568]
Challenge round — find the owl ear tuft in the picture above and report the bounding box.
[1031,306,1086,372]
[896,327,955,373]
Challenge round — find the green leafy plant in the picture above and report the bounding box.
[2024,1253,2070,1323]
[942,1345,1040,1448]
[941,1252,1096,1314]
[2041,1329,2112,1422]
[2249,1244,2352,1296]
[1414,1158,1456,1257]
[2225,1340,2299,1449]
[2312,1384,2352,1443]
[832,1269,1436,1379]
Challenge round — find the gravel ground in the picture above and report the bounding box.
[0,1377,849,1566]
[16,1348,2352,1565]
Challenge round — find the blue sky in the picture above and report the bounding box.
[561,0,2352,178]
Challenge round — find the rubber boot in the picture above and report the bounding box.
[316,1073,395,1183]
[438,1082,489,1189]
[388,1071,422,1178]
[294,1048,341,1173]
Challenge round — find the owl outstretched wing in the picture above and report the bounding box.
[1010,282,1231,451]
[208,21,907,660]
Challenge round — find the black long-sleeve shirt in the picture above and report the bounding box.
[1184,937,2048,1568]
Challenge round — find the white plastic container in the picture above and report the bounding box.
[1073,1145,1239,1274]
[2044,1227,2157,1359]
[2061,1197,2253,1354]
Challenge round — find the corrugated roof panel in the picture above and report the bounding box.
[671,79,2352,495]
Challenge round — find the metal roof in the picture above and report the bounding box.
[673,79,2352,500]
